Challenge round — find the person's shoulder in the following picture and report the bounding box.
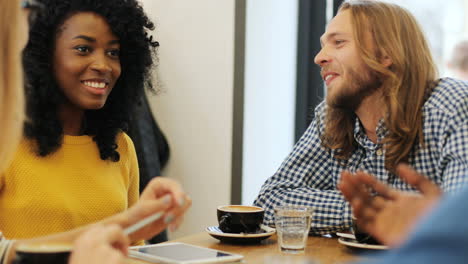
[116,132,136,154]
[424,77,468,115]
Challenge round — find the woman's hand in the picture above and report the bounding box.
[69,224,129,264]
[125,178,192,241]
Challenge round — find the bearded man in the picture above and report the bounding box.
[254,0,468,234]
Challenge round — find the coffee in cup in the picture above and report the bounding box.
[13,243,71,264]
[351,217,381,245]
[217,205,264,234]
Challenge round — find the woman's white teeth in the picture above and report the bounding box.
[84,81,106,88]
[325,75,333,81]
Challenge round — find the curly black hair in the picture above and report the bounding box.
[22,0,159,162]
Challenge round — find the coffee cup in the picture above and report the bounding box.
[351,217,381,245]
[13,243,71,264]
[217,205,264,234]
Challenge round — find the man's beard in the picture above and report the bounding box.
[326,68,382,111]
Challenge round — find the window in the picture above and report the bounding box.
[386,0,468,77]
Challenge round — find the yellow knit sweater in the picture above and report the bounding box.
[0,133,139,239]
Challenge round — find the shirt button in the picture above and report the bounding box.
[376,149,383,156]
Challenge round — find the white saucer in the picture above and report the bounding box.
[338,237,388,250]
[206,225,275,243]
[336,232,356,240]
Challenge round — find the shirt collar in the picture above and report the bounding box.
[353,117,387,149]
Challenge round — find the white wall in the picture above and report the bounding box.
[242,0,298,204]
[140,0,236,239]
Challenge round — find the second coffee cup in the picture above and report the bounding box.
[217,205,264,234]
[351,216,381,245]
[13,243,72,264]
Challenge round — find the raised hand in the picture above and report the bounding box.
[338,164,441,247]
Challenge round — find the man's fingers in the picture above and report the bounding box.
[341,170,379,219]
[339,171,358,201]
[359,207,377,222]
[349,171,372,202]
[355,171,398,200]
[396,164,442,197]
[371,196,387,211]
[350,197,367,218]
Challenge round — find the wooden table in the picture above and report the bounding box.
[128,233,361,264]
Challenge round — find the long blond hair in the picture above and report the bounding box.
[0,0,25,172]
[323,0,438,170]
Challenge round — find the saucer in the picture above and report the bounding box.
[338,237,388,250]
[336,232,356,240]
[206,225,275,244]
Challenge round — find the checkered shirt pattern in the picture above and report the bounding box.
[254,77,468,235]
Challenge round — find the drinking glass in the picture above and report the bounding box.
[274,206,313,254]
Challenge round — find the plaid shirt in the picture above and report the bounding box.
[254,78,468,234]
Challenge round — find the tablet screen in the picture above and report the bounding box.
[132,243,242,263]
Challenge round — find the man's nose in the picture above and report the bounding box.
[314,47,331,66]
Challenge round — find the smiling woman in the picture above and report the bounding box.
[53,12,122,114]
[0,0,160,241]
[23,0,158,160]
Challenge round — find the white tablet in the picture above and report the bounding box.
[129,242,244,264]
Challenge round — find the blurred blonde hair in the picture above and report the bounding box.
[0,0,25,172]
[323,0,438,170]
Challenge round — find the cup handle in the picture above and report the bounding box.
[219,213,232,232]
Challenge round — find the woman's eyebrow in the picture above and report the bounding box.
[72,35,95,42]
[72,35,119,45]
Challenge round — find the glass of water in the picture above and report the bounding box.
[274,206,313,254]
